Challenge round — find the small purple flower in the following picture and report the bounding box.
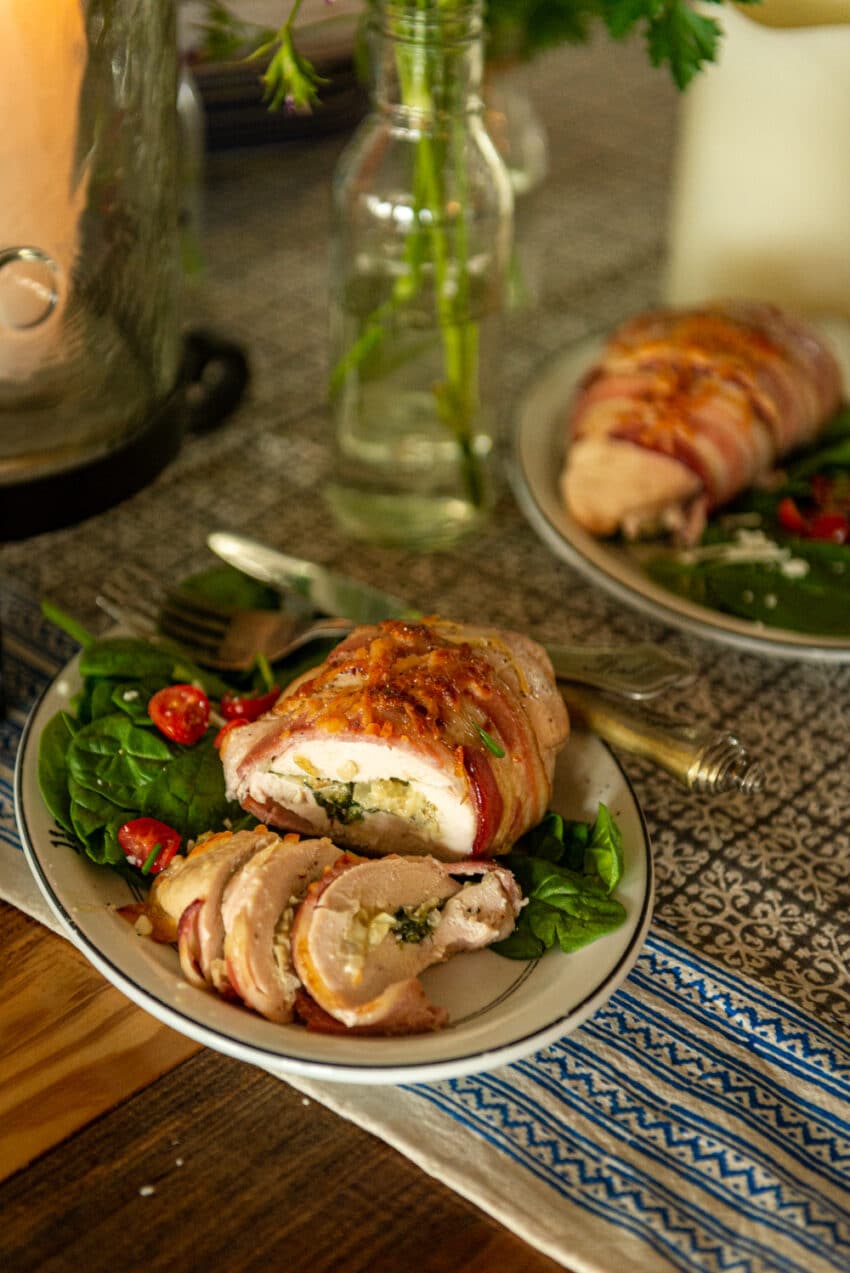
[284,92,296,114]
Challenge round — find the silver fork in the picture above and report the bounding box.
[96,563,693,698]
[96,567,354,672]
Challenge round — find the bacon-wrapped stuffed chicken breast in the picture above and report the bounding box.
[561,301,843,543]
[148,827,341,1021]
[220,618,570,861]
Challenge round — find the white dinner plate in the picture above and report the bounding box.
[15,643,653,1085]
[510,340,850,662]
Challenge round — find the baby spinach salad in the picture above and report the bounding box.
[37,570,627,961]
[637,406,850,636]
[37,627,257,872]
[493,807,626,960]
[37,566,306,876]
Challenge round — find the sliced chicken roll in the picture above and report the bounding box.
[291,854,522,1034]
[220,835,341,1022]
[149,827,279,990]
[561,301,843,543]
[148,826,343,1018]
[220,618,570,861]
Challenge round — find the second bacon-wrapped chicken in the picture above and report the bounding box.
[220,618,570,861]
[561,301,843,543]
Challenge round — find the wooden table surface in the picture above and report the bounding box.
[0,901,565,1273]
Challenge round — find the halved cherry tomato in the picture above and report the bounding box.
[220,685,281,722]
[148,684,210,745]
[809,511,849,543]
[214,717,252,750]
[117,817,181,875]
[777,496,808,535]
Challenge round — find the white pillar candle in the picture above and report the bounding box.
[0,0,88,378]
[665,3,850,373]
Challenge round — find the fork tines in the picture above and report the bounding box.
[96,562,233,655]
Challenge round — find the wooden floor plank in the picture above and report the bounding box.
[0,904,199,1180]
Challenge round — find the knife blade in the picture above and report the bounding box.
[207,531,418,627]
[207,530,695,700]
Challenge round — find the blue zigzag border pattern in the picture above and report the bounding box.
[409,935,850,1273]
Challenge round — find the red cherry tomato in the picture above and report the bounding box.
[808,511,849,543]
[214,717,252,750]
[117,817,181,875]
[777,497,808,536]
[148,684,210,745]
[220,685,281,722]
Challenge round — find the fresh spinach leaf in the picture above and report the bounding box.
[37,711,79,833]
[67,776,135,863]
[66,714,173,812]
[517,811,567,862]
[110,677,168,725]
[90,680,122,721]
[585,804,624,894]
[80,638,176,682]
[488,919,547,961]
[493,803,626,961]
[40,602,95,648]
[79,636,230,699]
[140,739,241,840]
[180,564,280,613]
[648,552,850,636]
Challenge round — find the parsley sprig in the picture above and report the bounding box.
[197,0,763,112]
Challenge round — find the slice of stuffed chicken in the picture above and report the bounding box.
[291,854,523,1034]
[220,618,570,861]
[148,827,341,1020]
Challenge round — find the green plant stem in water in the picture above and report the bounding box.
[329,0,489,514]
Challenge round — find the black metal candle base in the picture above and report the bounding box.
[0,330,248,542]
[0,390,186,542]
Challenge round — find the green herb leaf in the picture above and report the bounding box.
[476,725,505,758]
[141,843,162,875]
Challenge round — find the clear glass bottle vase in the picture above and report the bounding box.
[325,0,514,550]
